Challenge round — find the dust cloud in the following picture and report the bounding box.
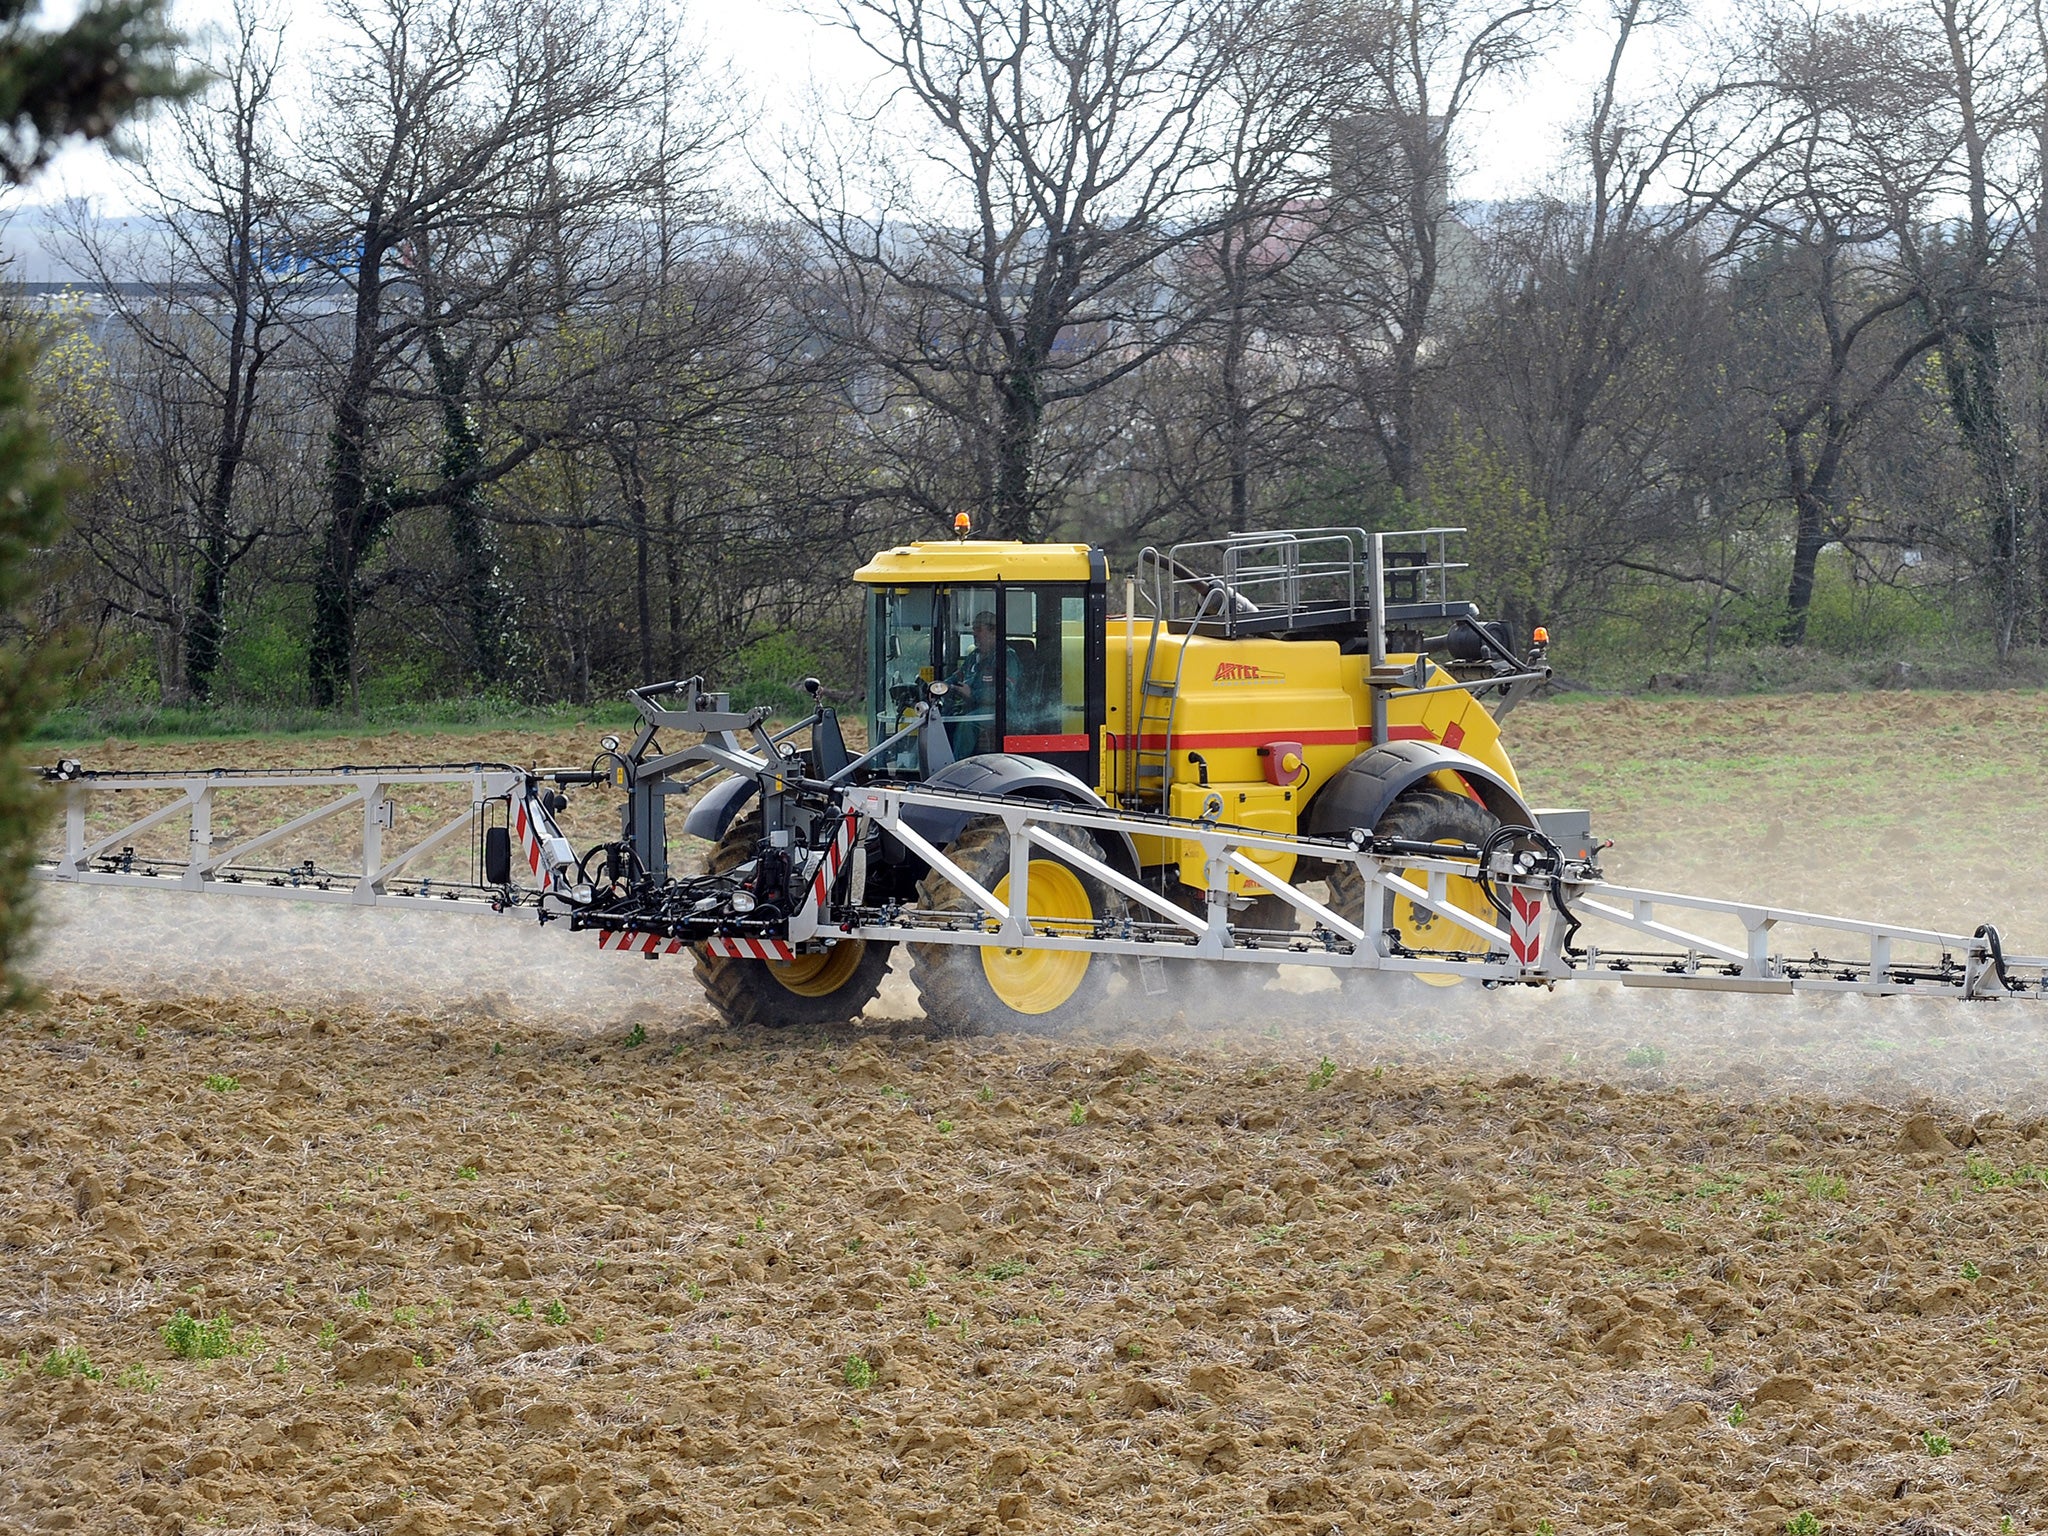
[34,871,2048,1117]
[31,884,681,1035]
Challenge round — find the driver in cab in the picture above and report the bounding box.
[943,610,1017,754]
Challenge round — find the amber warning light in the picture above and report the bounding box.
[953,512,971,538]
[1532,626,1550,646]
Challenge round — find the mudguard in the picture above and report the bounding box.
[900,754,1141,880]
[681,774,757,842]
[1305,740,1534,841]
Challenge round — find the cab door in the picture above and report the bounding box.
[996,581,1103,785]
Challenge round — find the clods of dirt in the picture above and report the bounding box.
[5,991,2047,1534]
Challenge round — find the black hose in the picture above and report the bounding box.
[1476,826,1524,922]
[1974,923,2018,993]
[1477,823,1583,959]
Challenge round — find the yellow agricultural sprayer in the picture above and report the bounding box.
[38,526,2048,1029]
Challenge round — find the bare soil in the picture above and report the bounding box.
[8,691,2048,1534]
[5,995,2048,1536]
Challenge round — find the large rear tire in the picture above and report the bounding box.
[691,812,893,1028]
[1328,789,1498,987]
[910,818,1124,1035]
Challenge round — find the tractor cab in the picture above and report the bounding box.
[854,541,1109,784]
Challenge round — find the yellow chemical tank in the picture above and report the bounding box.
[1103,627,1523,887]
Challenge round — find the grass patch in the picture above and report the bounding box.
[41,1344,102,1380]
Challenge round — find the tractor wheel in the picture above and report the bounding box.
[910,818,1124,1035]
[1327,789,1498,988]
[691,812,893,1029]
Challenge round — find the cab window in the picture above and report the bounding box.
[937,586,1000,755]
[999,586,1087,752]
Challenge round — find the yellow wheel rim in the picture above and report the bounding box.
[766,941,867,998]
[983,860,1095,1015]
[1393,840,1492,987]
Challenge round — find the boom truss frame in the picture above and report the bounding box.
[40,765,527,911]
[799,784,2048,1000]
[35,732,2048,1005]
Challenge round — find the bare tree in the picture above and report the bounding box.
[1439,0,1811,642]
[1159,0,1364,535]
[293,0,658,705]
[1711,7,1955,644]
[1312,0,1563,503]
[59,0,297,700]
[796,0,1277,538]
[1906,0,2039,648]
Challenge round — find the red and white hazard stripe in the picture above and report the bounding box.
[592,929,797,963]
[804,810,861,917]
[513,797,549,893]
[1509,886,1544,967]
[595,929,685,957]
[699,935,797,962]
[514,791,576,896]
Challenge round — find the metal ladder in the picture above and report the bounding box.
[1126,588,1226,809]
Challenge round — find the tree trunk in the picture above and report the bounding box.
[1943,310,2023,655]
[309,231,388,709]
[186,171,263,702]
[619,447,654,681]
[185,517,228,703]
[662,488,683,677]
[991,367,1044,539]
[426,328,513,685]
[1385,337,1421,501]
[1781,462,1830,647]
[1221,264,1251,528]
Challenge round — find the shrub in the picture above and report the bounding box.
[159,1309,251,1361]
[41,1344,101,1380]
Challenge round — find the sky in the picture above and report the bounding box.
[16,0,1708,216]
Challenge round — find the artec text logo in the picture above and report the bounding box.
[1213,661,1283,682]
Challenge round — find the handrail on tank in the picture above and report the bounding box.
[1130,526,1469,635]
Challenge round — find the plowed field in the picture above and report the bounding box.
[7,690,2048,1535]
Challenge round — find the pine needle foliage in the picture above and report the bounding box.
[0,338,78,1008]
[0,2,183,1006]
[0,1,186,182]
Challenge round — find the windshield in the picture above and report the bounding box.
[869,582,1093,771]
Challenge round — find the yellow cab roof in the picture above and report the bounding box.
[853,541,1097,585]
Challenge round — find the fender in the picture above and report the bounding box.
[681,774,757,842]
[1305,740,1534,841]
[900,753,1141,881]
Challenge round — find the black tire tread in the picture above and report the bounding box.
[1327,789,1498,969]
[690,811,891,1029]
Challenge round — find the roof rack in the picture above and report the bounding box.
[1133,526,1476,638]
